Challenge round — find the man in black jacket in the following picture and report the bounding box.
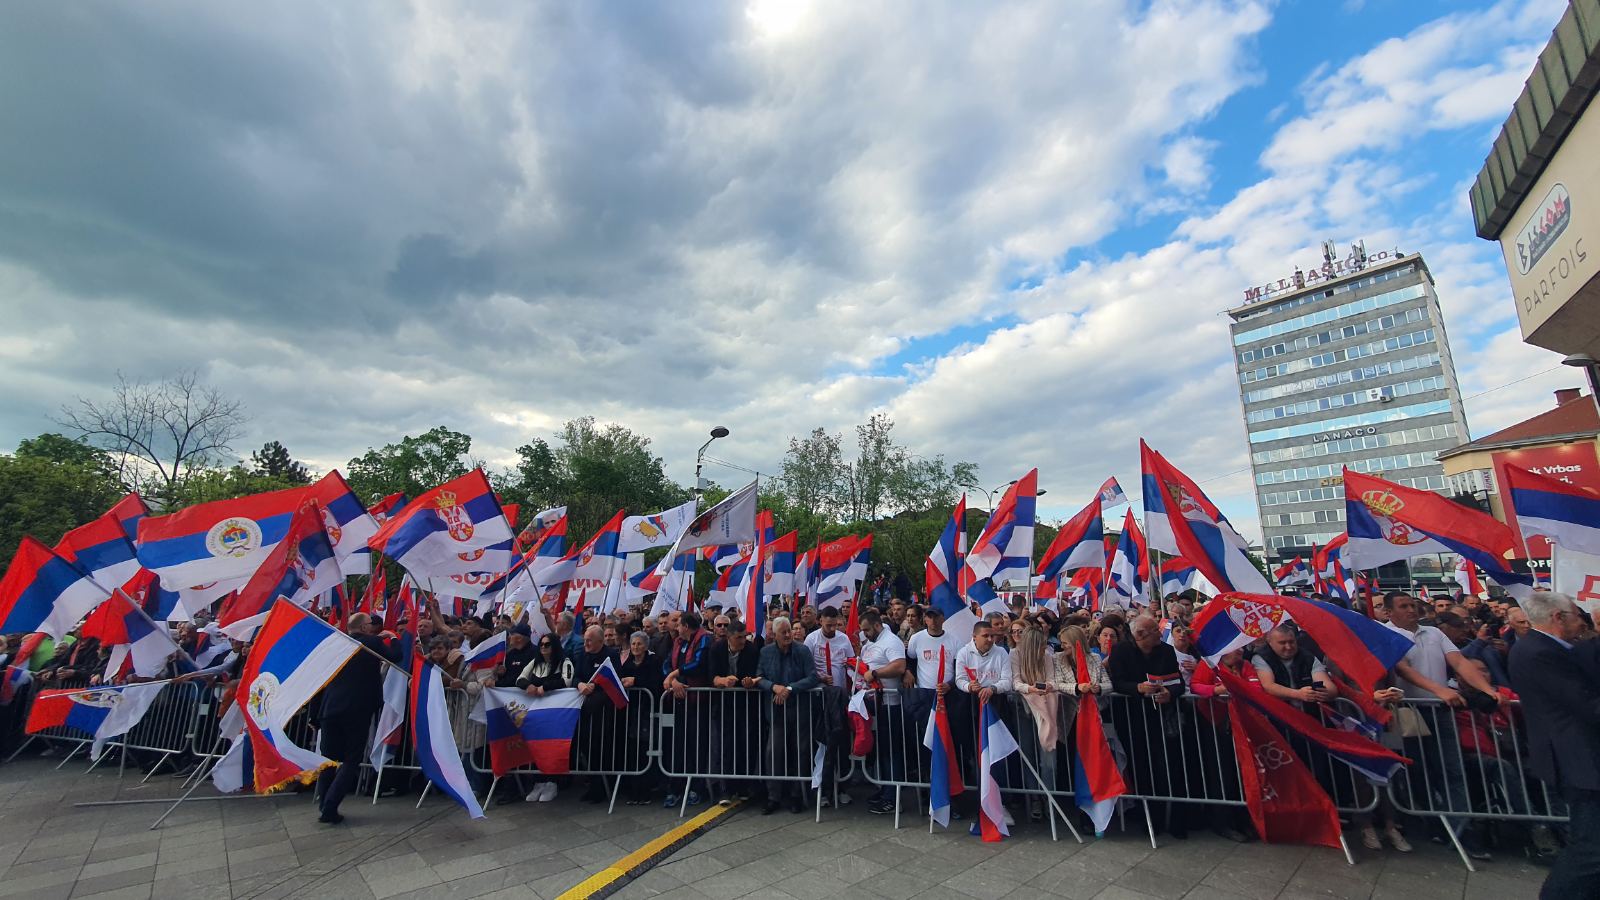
[313,613,400,824]
[1508,591,1600,898]
[568,625,621,802]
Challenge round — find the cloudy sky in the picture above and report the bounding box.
[0,0,1574,539]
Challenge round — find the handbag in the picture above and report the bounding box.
[1393,705,1432,738]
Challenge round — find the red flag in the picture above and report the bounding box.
[844,593,861,654]
[1227,686,1343,848]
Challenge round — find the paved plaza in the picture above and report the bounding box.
[0,758,1547,900]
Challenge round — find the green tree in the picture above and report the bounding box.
[0,435,124,569]
[778,428,845,522]
[250,440,311,484]
[346,426,474,502]
[504,418,688,541]
[168,466,308,508]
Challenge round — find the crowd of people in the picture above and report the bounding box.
[2,580,1595,886]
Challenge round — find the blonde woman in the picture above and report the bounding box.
[1012,628,1071,820]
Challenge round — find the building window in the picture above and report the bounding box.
[1251,423,1457,464]
[1240,321,1432,382]
[1246,376,1447,424]
[1233,283,1426,345]
[1244,352,1440,402]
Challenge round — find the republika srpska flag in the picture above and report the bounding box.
[1037,495,1104,583]
[26,682,165,759]
[216,500,342,640]
[817,534,873,607]
[961,469,1037,605]
[80,591,191,678]
[1343,469,1533,599]
[136,471,375,587]
[975,699,1019,842]
[1073,651,1125,834]
[1141,441,1271,595]
[1103,509,1149,609]
[0,537,112,639]
[367,469,515,580]
[212,600,364,794]
[1501,464,1600,557]
[926,496,979,646]
[52,504,143,597]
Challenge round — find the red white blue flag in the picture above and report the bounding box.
[1103,509,1149,608]
[961,469,1037,604]
[367,470,515,579]
[411,655,485,818]
[476,686,583,777]
[216,501,342,640]
[1073,651,1124,833]
[1038,495,1104,583]
[926,496,978,645]
[1141,441,1271,594]
[0,537,112,639]
[592,656,629,709]
[975,699,1018,842]
[1344,469,1532,599]
[1501,464,1600,557]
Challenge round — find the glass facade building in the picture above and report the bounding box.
[1227,253,1470,562]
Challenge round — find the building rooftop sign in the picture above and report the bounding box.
[1239,240,1396,304]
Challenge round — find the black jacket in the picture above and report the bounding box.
[1508,630,1600,792]
[315,633,399,723]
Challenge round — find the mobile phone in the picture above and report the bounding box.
[1034,682,1048,691]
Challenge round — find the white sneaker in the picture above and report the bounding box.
[836,793,852,806]
[524,789,541,802]
[538,782,558,802]
[1003,809,1015,827]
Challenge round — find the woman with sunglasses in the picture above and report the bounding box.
[516,633,575,802]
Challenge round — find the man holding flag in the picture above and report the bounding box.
[312,612,401,824]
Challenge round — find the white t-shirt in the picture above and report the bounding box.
[907,629,964,687]
[1384,621,1450,699]
[860,629,906,703]
[804,628,853,689]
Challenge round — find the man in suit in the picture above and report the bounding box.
[1507,591,1600,897]
[314,613,400,824]
[568,624,622,802]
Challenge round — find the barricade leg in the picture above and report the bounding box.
[4,735,36,763]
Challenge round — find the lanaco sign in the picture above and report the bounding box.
[1241,241,1397,304]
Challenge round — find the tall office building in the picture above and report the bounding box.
[1227,246,1470,564]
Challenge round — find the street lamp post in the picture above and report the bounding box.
[694,426,730,502]
[1562,354,1600,417]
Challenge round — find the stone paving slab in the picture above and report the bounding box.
[0,758,1549,899]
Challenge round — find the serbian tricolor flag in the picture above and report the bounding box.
[1038,495,1104,583]
[0,536,114,639]
[1272,556,1312,588]
[369,492,409,524]
[216,500,341,640]
[52,506,142,595]
[740,526,769,636]
[1073,651,1125,833]
[1344,469,1533,599]
[762,530,799,597]
[107,493,150,543]
[592,656,629,709]
[359,567,386,615]
[1225,683,1343,848]
[367,470,515,580]
[462,631,507,672]
[647,551,698,618]
[26,682,165,758]
[1455,557,1486,599]
[1103,509,1149,608]
[792,543,817,608]
[922,648,963,828]
[1141,441,1271,594]
[1501,464,1600,557]
[1096,477,1128,508]
[1065,567,1102,610]
[1312,535,1355,603]
[816,534,871,607]
[1194,593,1413,696]
[476,686,584,776]
[572,509,627,591]
[411,655,486,818]
[1159,557,1213,596]
[961,469,1037,604]
[975,699,1018,841]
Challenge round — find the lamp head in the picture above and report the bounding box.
[1562,354,1597,368]
[709,426,730,439]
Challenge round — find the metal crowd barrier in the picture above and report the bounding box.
[478,687,657,813]
[94,680,209,783]
[1383,697,1566,872]
[4,676,94,766]
[657,686,830,820]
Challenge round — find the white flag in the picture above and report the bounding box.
[619,500,698,553]
[669,481,759,554]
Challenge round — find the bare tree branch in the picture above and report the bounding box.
[54,369,246,506]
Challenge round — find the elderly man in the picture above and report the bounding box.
[1108,614,1189,838]
[1508,591,1600,897]
[757,617,818,814]
[569,625,622,803]
[313,613,400,825]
